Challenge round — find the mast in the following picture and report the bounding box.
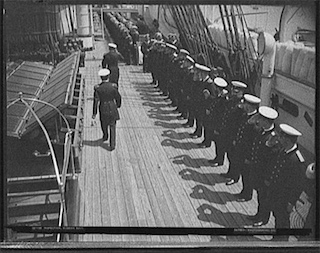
[76,5,93,49]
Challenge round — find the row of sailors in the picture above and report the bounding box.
[144,41,315,239]
[104,12,140,65]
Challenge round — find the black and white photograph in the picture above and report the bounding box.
[1,0,319,252]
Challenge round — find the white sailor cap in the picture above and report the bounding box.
[98,68,110,76]
[179,49,190,55]
[108,43,117,49]
[306,162,315,179]
[231,80,247,89]
[195,63,211,72]
[173,53,178,57]
[214,77,228,88]
[279,123,302,137]
[165,43,177,51]
[186,55,195,63]
[258,106,278,120]
[244,94,261,104]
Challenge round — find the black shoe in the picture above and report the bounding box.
[234,192,252,201]
[110,146,115,151]
[236,194,252,202]
[197,142,211,148]
[247,214,261,221]
[253,219,269,227]
[182,123,192,127]
[190,132,201,137]
[225,178,238,186]
[102,135,108,141]
[220,173,231,178]
[208,158,223,166]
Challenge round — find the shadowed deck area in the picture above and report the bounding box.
[77,39,274,242]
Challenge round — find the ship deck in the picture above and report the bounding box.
[77,38,275,243]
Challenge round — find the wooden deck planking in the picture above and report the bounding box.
[77,40,273,243]
[125,128,161,242]
[105,150,122,242]
[137,129,185,242]
[99,153,113,241]
[150,133,210,242]
[121,129,158,242]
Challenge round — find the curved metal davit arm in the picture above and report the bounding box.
[7,94,72,133]
[7,93,74,240]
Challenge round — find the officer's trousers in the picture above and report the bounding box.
[109,67,120,85]
[255,187,272,222]
[225,148,242,181]
[239,164,253,199]
[100,117,117,148]
[213,132,228,164]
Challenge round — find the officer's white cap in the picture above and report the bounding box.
[244,94,261,104]
[173,53,178,57]
[98,69,110,76]
[195,63,211,72]
[165,43,177,51]
[258,106,278,119]
[214,77,228,88]
[279,123,302,137]
[179,49,190,55]
[306,162,315,179]
[258,106,279,119]
[186,55,195,63]
[231,80,247,89]
[108,43,117,49]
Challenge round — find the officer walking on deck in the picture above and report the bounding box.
[102,43,124,85]
[92,69,122,150]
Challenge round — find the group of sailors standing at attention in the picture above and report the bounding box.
[139,35,314,239]
[104,12,140,65]
[93,13,315,238]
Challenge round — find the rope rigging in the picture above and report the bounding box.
[166,4,261,94]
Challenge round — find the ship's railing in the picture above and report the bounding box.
[7,94,74,242]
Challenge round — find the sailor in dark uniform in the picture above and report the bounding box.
[178,54,195,122]
[205,77,228,165]
[162,43,178,97]
[237,106,279,202]
[174,50,192,114]
[221,94,261,184]
[198,88,216,148]
[92,69,122,150]
[254,124,306,241]
[102,43,124,85]
[211,81,247,165]
[189,63,213,138]
[141,34,151,72]
[148,38,164,86]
